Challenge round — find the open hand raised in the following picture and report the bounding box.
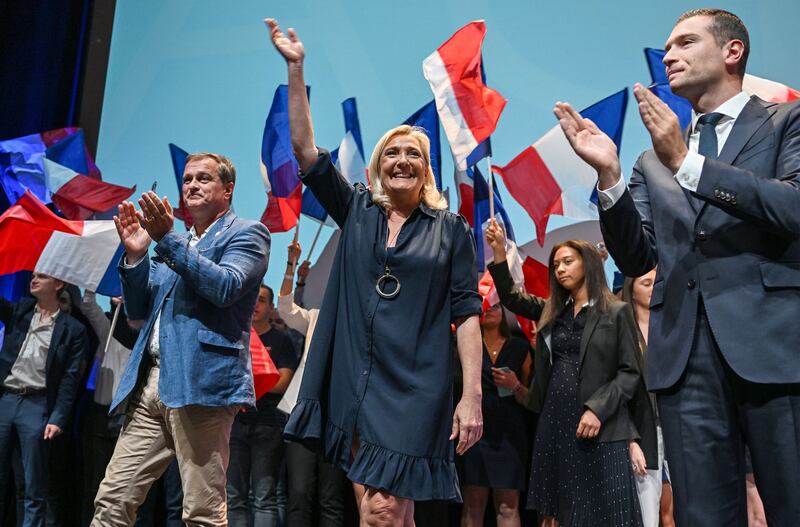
[114,201,151,263]
[554,101,621,185]
[265,18,304,65]
[484,218,508,263]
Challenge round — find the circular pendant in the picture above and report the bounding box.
[376,272,401,299]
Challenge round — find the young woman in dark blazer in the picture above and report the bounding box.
[485,219,655,527]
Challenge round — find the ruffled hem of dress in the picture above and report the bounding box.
[324,421,462,502]
[283,398,322,442]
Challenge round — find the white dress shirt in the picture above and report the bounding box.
[597,91,752,210]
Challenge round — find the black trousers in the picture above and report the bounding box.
[658,306,800,526]
[285,441,347,527]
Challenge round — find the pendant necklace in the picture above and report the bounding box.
[376,216,403,300]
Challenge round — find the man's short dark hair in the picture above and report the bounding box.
[260,284,274,304]
[677,8,749,77]
[185,152,236,186]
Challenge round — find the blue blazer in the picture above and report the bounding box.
[110,210,270,413]
[0,297,88,428]
[600,96,800,389]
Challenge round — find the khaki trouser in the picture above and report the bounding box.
[90,366,239,527]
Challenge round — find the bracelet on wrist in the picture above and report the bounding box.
[296,281,306,287]
[287,260,295,266]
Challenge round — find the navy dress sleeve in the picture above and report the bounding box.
[299,149,358,228]
[449,215,482,320]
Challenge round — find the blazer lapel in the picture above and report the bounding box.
[195,210,236,251]
[718,97,773,165]
[46,314,66,373]
[696,98,775,219]
[578,310,601,372]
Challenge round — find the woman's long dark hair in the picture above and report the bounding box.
[538,239,616,329]
[480,304,511,339]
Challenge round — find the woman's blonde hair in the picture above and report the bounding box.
[368,125,448,211]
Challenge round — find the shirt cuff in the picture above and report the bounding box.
[597,174,627,210]
[674,151,705,192]
[122,254,145,268]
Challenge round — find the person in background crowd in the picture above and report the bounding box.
[621,271,675,527]
[78,291,141,526]
[270,18,484,526]
[459,301,532,527]
[91,152,270,527]
[278,241,348,527]
[227,284,297,527]
[557,8,800,524]
[485,221,655,527]
[0,273,89,527]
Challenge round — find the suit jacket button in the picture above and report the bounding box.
[687,279,696,289]
[731,197,737,205]
[696,230,707,241]
[714,189,721,198]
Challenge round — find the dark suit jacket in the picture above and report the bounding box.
[0,297,89,428]
[600,97,800,390]
[487,261,657,467]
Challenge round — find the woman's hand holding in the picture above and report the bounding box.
[576,408,601,439]
[491,367,520,390]
[287,240,301,264]
[484,218,507,264]
[265,18,305,65]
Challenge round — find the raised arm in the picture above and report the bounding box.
[484,219,546,320]
[266,18,317,171]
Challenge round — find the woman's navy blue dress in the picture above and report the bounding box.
[459,336,532,490]
[283,150,482,501]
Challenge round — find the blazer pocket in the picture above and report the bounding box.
[759,261,800,288]
[649,280,664,308]
[197,329,245,352]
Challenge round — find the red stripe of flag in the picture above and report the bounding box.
[437,21,505,145]
[492,147,563,244]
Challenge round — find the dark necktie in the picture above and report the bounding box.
[696,112,725,160]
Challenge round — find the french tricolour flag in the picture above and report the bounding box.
[0,128,108,212]
[0,192,123,296]
[169,143,193,229]
[260,85,308,233]
[645,48,800,128]
[403,100,443,190]
[493,88,628,245]
[423,20,506,170]
[43,131,136,220]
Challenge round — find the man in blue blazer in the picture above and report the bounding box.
[0,273,88,527]
[555,8,800,526]
[91,152,270,527]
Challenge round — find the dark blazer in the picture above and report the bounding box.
[0,297,89,428]
[600,97,800,390]
[488,261,657,467]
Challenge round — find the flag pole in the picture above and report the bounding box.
[486,156,495,220]
[307,221,324,262]
[103,301,121,358]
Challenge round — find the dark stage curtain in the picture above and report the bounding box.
[0,0,91,141]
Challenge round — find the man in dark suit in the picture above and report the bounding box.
[91,153,270,527]
[555,8,800,526]
[0,272,88,527]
